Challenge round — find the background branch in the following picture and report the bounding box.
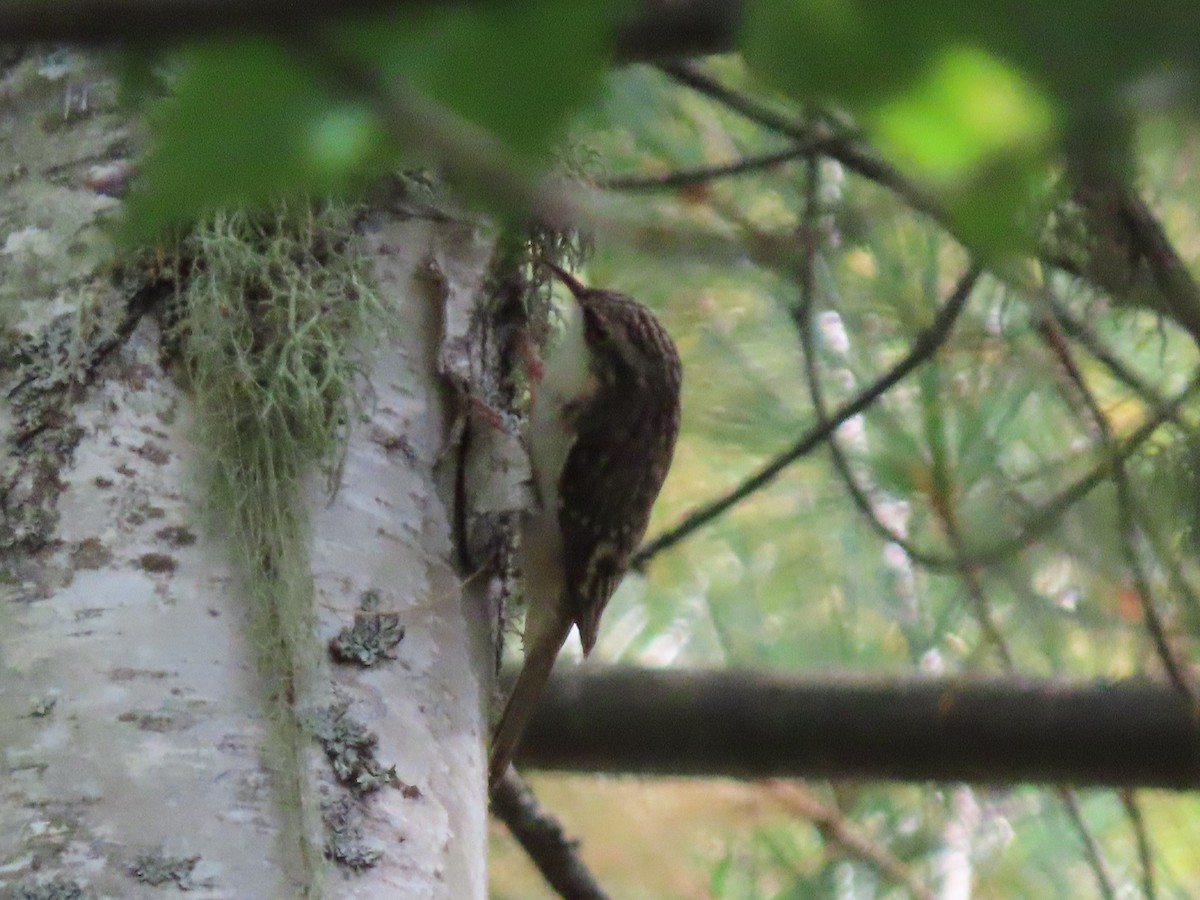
[765,781,937,900]
[0,0,741,58]
[633,262,981,567]
[490,769,610,900]
[513,668,1200,788]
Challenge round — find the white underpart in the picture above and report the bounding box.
[519,295,591,650]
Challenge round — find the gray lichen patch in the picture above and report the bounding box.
[6,877,89,900]
[328,588,404,667]
[0,281,162,559]
[116,709,195,733]
[128,853,204,890]
[28,694,58,718]
[307,704,399,795]
[321,796,383,873]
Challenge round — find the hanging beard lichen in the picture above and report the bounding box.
[171,200,381,891]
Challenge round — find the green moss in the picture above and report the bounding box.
[170,200,382,891]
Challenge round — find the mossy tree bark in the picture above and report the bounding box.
[0,51,494,899]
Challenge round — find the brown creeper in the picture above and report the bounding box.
[488,262,682,787]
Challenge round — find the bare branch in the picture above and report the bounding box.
[1048,295,1187,430]
[0,0,741,58]
[633,262,981,567]
[515,668,1200,788]
[490,769,610,900]
[658,62,943,221]
[765,781,936,900]
[1037,317,1197,703]
[1121,790,1158,900]
[601,146,809,191]
[0,0,403,44]
[1057,788,1118,900]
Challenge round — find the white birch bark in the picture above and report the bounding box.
[1,51,497,899]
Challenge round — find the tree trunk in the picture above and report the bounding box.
[1,50,494,899]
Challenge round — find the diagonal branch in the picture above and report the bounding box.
[1120,789,1158,900]
[1047,293,1188,430]
[658,62,942,221]
[1057,789,1117,900]
[765,781,936,900]
[490,769,610,900]
[633,262,981,568]
[601,146,809,191]
[1037,316,1197,704]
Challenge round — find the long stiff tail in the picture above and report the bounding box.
[488,617,572,788]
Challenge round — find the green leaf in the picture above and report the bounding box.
[739,0,947,103]
[125,39,386,241]
[870,46,1054,185]
[344,0,628,159]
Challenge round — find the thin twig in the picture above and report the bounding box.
[1047,293,1187,430]
[632,262,982,568]
[791,155,1107,891]
[1058,788,1118,900]
[658,62,941,221]
[490,769,610,900]
[1120,789,1158,900]
[766,781,937,900]
[637,364,1200,571]
[1038,316,1196,703]
[1132,500,1200,631]
[915,311,1013,667]
[601,146,809,191]
[1038,316,1184,898]
[662,60,1200,361]
[940,504,1016,668]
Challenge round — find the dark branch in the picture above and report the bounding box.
[514,668,1200,789]
[664,62,1200,359]
[0,0,403,44]
[633,262,981,567]
[601,146,808,191]
[1048,295,1187,429]
[614,0,741,61]
[1039,317,1197,703]
[658,62,942,221]
[0,0,740,58]
[490,769,609,900]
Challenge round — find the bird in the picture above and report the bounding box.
[488,261,682,788]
